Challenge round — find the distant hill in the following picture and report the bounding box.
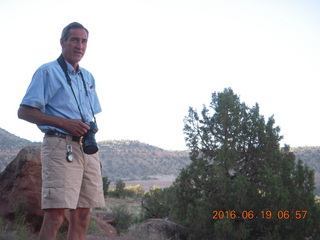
[0,128,41,171]
[292,146,320,172]
[291,146,320,195]
[0,128,40,149]
[1,127,320,193]
[98,140,190,181]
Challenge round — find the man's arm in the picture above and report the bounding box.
[18,105,90,136]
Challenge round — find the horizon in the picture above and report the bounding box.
[1,126,319,151]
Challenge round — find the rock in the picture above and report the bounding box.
[0,146,42,215]
[90,211,118,237]
[128,218,189,240]
[0,145,43,230]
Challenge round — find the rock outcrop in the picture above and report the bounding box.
[128,218,189,240]
[0,145,43,229]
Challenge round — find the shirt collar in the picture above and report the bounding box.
[65,60,81,75]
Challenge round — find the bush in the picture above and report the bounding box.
[141,186,173,220]
[111,204,133,234]
[125,185,145,198]
[102,177,111,197]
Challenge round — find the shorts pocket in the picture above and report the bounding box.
[42,180,64,200]
[42,137,66,159]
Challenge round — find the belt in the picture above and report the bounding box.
[45,131,83,143]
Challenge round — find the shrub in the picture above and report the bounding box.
[141,186,174,220]
[111,204,133,234]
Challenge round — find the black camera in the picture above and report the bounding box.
[83,121,99,154]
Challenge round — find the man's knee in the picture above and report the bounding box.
[43,209,65,230]
[69,208,91,228]
[80,212,91,228]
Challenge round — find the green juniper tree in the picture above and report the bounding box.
[168,88,320,239]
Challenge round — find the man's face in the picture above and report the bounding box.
[60,28,88,69]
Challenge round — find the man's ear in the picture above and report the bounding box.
[60,38,64,47]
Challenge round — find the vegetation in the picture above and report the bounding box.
[142,186,173,219]
[142,88,320,239]
[106,181,146,234]
[108,180,145,199]
[0,201,36,240]
[111,204,133,234]
[102,176,111,197]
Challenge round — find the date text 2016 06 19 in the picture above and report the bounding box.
[212,210,307,220]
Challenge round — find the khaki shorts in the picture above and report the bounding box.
[41,135,105,209]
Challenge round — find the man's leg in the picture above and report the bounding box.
[39,209,65,240]
[67,208,91,240]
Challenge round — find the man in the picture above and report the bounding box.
[18,22,105,240]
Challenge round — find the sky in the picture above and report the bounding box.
[0,0,319,150]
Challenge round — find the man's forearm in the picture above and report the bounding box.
[17,105,65,129]
[17,105,90,136]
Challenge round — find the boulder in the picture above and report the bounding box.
[0,145,43,229]
[128,218,189,240]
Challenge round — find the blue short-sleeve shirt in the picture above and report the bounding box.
[20,58,102,135]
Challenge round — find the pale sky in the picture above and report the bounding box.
[1,0,319,150]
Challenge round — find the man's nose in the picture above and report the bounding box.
[79,42,86,48]
[76,43,84,49]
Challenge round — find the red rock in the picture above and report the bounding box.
[0,146,43,230]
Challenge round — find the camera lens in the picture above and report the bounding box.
[83,131,99,154]
[83,143,99,154]
[82,121,99,154]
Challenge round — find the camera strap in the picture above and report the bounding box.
[57,54,96,123]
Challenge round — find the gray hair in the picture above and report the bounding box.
[61,22,89,40]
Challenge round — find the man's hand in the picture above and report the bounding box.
[61,119,90,136]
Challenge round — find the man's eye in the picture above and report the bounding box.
[70,38,79,43]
